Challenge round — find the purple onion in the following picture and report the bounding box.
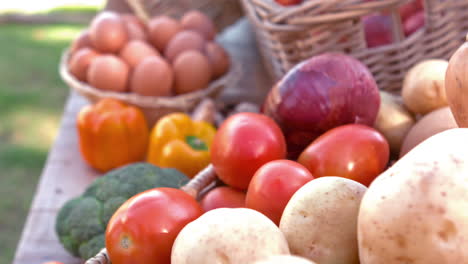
[263,53,380,158]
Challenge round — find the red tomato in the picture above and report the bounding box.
[298,124,389,186]
[211,112,287,190]
[105,188,203,264]
[200,186,246,212]
[245,160,314,225]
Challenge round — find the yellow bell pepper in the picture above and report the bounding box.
[147,112,216,178]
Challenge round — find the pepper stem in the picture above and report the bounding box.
[186,135,208,151]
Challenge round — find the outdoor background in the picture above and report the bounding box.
[0,1,104,263]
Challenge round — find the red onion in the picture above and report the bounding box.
[262,53,380,158]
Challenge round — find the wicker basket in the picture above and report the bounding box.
[59,49,241,126]
[241,0,468,93]
[84,164,219,264]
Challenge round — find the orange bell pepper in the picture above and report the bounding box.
[147,113,216,178]
[77,98,149,172]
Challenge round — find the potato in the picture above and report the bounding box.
[171,208,289,264]
[279,177,367,264]
[374,91,415,155]
[445,40,468,127]
[399,106,457,157]
[358,128,468,264]
[402,59,449,115]
[254,255,317,264]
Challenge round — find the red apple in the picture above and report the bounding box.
[363,14,394,48]
[404,11,425,36]
[399,0,424,21]
[276,0,302,6]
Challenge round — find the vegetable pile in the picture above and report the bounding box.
[55,11,468,263]
[55,163,189,259]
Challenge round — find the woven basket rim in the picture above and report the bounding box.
[59,48,242,109]
[246,0,412,30]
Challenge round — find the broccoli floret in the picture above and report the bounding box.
[56,197,105,255]
[55,162,190,260]
[79,234,105,260]
[102,196,127,225]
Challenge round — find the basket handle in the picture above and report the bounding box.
[125,0,151,22]
[85,248,110,264]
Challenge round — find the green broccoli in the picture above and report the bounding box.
[55,162,190,260]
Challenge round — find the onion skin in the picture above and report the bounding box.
[263,53,380,158]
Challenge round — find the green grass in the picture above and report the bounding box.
[0,23,86,264]
[46,5,101,15]
[0,3,102,15]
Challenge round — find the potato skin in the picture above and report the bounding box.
[358,128,468,264]
[399,107,457,158]
[171,208,289,264]
[445,42,468,127]
[375,91,415,155]
[254,255,317,264]
[279,177,367,264]
[402,59,448,115]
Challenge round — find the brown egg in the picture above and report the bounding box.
[204,42,230,79]
[122,14,146,30]
[122,14,148,41]
[68,48,100,82]
[87,55,129,92]
[164,30,206,63]
[70,30,94,55]
[173,50,212,94]
[148,16,181,52]
[181,10,216,40]
[119,40,160,69]
[130,56,173,96]
[89,12,129,53]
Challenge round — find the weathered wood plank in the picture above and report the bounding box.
[12,17,272,264]
[13,93,97,264]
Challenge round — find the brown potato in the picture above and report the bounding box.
[374,91,415,155]
[402,59,449,115]
[445,40,468,127]
[280,177,366,264]
[359,128,468,264]
[399,106,457,158]
[172,208,290,264]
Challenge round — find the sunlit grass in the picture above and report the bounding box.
[0,22,86,264]
[1,109,60,149]
[0,1,104,14]
[32,26,86,43]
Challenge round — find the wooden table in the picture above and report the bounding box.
[12,18,273,264]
